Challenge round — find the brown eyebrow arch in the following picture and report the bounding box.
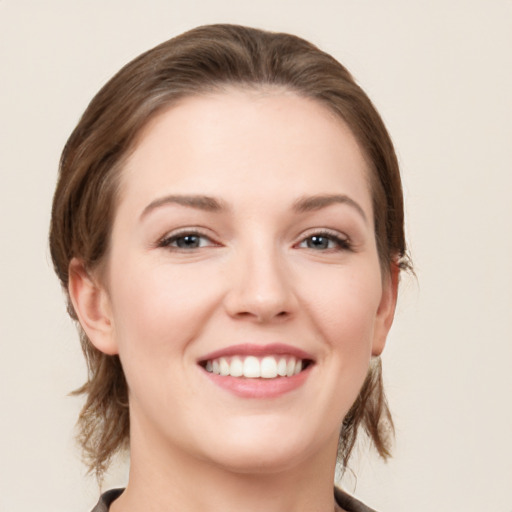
[141,194,227,219]
[293,194,368,223]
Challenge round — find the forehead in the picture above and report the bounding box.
[119,88,372,213]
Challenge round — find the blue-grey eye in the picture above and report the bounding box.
[298,233,350,251]
[306,235,332,250]
[174,234,202,248]
[159,232,213,250]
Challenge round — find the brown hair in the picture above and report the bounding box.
[49,24,410,478]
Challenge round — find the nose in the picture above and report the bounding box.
[223,245,297,323]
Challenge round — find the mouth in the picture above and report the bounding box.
[197,343,315,388]
[198,344,315,398]
[199,355,314,379]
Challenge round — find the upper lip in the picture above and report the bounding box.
[198,343,315,363]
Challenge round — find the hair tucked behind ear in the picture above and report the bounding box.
[49,23,411,478]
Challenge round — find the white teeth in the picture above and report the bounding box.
[230,356,243,377]
[243,356,261,378]
[204,355,307,379]
[286,358,295,377]
[219,357,230,376]
[260,356,278,378]
[277,357,288,376]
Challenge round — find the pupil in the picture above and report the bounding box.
[177,235,199,248]
[308,236,328,249]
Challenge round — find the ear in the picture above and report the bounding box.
[68,258,119,355]
[371,262,399,357]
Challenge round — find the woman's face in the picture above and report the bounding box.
[82,89,397,473]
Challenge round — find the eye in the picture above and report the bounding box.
[297,231,351,251]
[158,230,217,250]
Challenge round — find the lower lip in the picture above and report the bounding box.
[200,366,313,398]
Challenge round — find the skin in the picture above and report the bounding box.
[69,88,398,512]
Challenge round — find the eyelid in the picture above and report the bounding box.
[295,228,352,250]
[156,227,219,250]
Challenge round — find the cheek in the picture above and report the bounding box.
[106,264,220,413]
[301,263,382,358]
[108,262,219,359]
[290,266,384,429]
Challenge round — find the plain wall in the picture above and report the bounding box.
[0,1,511,511]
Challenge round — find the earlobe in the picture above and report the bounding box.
[68,258,119,355]
[371,262,400,357]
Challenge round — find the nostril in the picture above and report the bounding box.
[235,311,253,319]
[231,309,291,323]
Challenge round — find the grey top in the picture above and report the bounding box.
[91,487,377,512]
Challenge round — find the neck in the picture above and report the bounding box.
[111,422,340,512]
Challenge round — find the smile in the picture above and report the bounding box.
[198,344,315,398]
[203,355,310,379]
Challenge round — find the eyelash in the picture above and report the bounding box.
[157,229,217,251]
[296,230,352,252]
[157,229,351,253]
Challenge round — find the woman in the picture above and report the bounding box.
[49,24,410,512]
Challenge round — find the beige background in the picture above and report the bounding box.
[1,1,511,511]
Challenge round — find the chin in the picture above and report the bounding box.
[206,444,311,475]
[195,421,332,476]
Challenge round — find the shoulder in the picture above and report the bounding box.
[89,489,124,512]
[335,487,378,512]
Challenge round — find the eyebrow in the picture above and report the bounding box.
[140,193,368,223]
[140,194,227,219]
[293,194,368,223]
